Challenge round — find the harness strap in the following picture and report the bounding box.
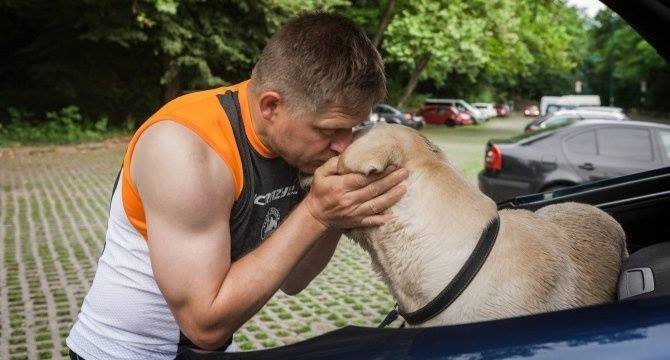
[379,215,500,327]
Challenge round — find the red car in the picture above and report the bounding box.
[495,103,510,117]
[523,104,540,117]
[418,104,473,126]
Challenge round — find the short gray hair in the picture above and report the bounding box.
[251,12,386,116]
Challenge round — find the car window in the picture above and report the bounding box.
[596,128,653,161]
[546,105,560,114]
[375,106,390,114]
[543,116,577,128]
[565,130,596,155]
[659,130,670,160]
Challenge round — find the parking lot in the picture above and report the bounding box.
[0,115,528,358]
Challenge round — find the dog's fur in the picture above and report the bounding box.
[337,124,627,327]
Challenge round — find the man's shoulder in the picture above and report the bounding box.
[132,121,236,209]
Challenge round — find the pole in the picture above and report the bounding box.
[608,14,616,106]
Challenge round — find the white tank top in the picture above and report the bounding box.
[66,172,235,359]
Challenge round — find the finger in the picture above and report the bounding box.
[315,156,340,177]
[341,172,372,190]
[347,168,409,203]
[356,183,406,216]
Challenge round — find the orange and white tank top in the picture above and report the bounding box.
[66,81,306,359]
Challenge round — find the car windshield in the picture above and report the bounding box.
[541,116,578,128]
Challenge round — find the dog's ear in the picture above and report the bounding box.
[337,134,401,176]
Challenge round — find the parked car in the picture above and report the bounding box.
[371,104,424,129]
[479,119,670,203]
[523,104,540,117]
[472,103,497,119]
[180,164,670,360]
[524,109,629,133]
[578,106,625,113]
[418,103,473,126]
[424,98,487,124]
[495,103,510,117]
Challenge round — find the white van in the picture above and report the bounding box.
[540,95,601,116]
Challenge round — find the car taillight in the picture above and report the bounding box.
[484,144,502,171]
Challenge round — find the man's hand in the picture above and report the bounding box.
[304,156,408,229]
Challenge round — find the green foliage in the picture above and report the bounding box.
[384,0,488,85]
[0,106,111,145]
[1,0,667,144]
[583,10,669,111]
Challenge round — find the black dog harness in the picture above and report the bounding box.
[379,215,501,327]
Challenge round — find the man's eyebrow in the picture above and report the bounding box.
[316,120,357,129]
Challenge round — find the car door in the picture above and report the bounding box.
[594,127,659,177]
[563,129,609,181]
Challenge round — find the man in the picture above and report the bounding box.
[66,11,408,360]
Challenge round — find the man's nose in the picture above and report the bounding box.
[330,129,353,155]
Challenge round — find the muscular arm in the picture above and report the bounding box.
[132,122,407,349]
[280,230,341,295]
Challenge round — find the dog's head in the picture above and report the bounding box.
[337,123,444,176]
[298,124,443,192]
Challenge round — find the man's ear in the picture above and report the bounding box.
[258,91,282,124]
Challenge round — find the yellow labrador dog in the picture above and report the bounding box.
[338,124,627,327]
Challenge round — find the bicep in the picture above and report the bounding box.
[132,121,236,326]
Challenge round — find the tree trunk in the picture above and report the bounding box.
[372,0,397,49]
[162,53,181,103]
[397,53,431,109]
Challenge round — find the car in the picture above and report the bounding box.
[495,103,510,117]
[570,106,624,114]
[371,103,424,129]
[418,103,473,126]
[523,104,540,117]
[178,166,670,360]
[424,98,487,124]
[524,109,629,133]
[478,119,670,203]
[178,1,670,358]
[472,103,497,119]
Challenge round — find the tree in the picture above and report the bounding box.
[585,9,668,111]
[383,0,489,108]
[372,0,397,48]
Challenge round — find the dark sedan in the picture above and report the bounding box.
[478,120,670,203]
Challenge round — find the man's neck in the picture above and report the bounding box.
[246,81,275,152]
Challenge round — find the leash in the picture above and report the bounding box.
[378,215,500,327]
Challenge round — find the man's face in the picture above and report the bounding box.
[269,105,368,174]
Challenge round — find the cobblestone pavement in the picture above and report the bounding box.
[0,116,527,359]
